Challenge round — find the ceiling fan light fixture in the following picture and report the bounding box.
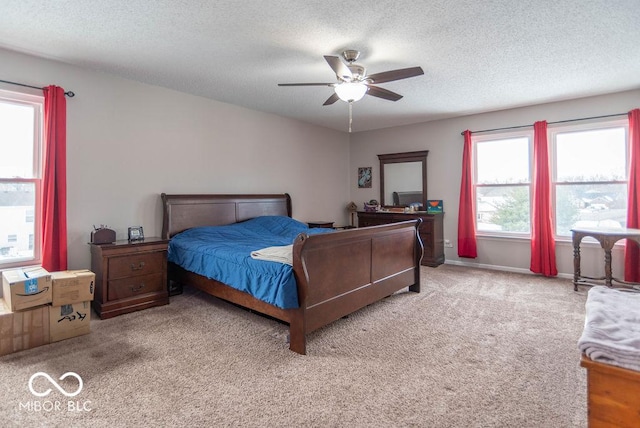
[334,82,368,102]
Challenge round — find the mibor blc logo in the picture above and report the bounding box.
[20,371,91,412]
[28,372,83,397]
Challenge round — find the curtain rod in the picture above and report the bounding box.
[461,112,627,135]
[0,79,75,97]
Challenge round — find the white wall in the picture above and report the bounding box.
[350,89,640,278]
[3,45,637,278]
[0,48,351,270]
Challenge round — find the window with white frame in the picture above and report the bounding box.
[472,119,629,239]
[551,120,628,237]
[474,131,533,235]
[0,89,43,267]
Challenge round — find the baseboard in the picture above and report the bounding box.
[443,260,573,280]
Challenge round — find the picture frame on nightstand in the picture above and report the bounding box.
[128,226,144,241]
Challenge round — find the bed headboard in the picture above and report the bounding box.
[161,193,292,239]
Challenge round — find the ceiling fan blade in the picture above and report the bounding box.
[366,66,424,84]
[278,83,334,86]
[323,93,340,106]
[324,55,352,80]
[366,85,403,101]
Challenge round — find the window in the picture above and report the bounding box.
[0,89,43,268]
[474,132,533,235]
[472,119,629,240]
[552,120,628,236]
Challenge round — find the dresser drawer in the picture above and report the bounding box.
[422,242,433,259]
[420,232,433,249]
[418,219,433,232]
[108,273,164,301]
[108,252,165,280]
[359,219,378,227]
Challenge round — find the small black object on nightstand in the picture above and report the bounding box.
[307,221,334,229]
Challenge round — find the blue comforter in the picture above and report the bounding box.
[167,216,333,309]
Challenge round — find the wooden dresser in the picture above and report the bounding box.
[357,211,444,267]
[90,238,169,319]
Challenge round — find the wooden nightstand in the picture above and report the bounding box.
[90,237,169,319]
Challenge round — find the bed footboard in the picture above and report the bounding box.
[290,220,422,354]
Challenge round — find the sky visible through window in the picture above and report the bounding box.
[476,137,529,184]
[476,128,626,184]
[556,127,626,181]
[0,97,38,265]
[0,101,35,178]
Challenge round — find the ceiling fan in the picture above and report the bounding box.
[278,50,424,105]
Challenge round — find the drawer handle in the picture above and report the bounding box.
[130,283,145,293]
[130,261,145,271]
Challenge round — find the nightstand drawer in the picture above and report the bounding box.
[108,273,164,301]
[108,252,165,280]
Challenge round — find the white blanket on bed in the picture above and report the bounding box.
[578,286,640,371]
[250,244,293,265]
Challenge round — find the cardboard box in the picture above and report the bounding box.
[49,301,91,343]
[2,267,52,312]
[51,270,95,306]
[0,298,50,356]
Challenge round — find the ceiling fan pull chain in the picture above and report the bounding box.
[349,101,353,133]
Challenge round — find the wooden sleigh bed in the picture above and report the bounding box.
[161,193,423,354]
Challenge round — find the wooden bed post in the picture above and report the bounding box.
[288,309,307,355]
[290,235,308,354]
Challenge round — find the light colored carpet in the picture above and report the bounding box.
[0,264,588,427]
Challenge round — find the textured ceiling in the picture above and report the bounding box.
[1,1,639,133]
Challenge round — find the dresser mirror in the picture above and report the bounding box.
[378,150,428,209]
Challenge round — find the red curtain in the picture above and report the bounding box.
[625,109,640,282]
[458,130,477,258]
[41,86,68,271]
[530,121,557,276]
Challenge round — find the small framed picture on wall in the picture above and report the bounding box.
[358,167,372,188]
